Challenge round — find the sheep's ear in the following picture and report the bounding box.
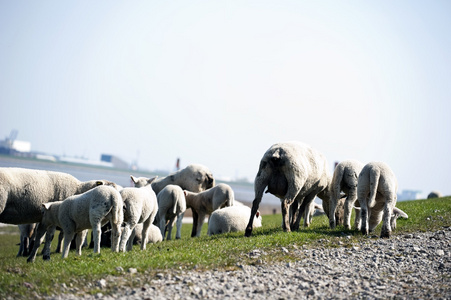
[130,175,137,184]
[42,203,52,210]
[256,211,260,218]
[147,176,157,184]
[183,190,188,197]
[393,207,408,219]
[96,181,104,186]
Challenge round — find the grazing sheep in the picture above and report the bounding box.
[427,191,442,199]
[0,167,116,225]
[151,164,215,195]
[119,176,158,252]
[357,161,407,238]
[184,183,235,237]
[27,185,124,262]
[16,223,36,257]
[327,160,364,229]
[208,205,262,235]
[132,223,163,244]
[245,142,330,237]
[154,184,186,240]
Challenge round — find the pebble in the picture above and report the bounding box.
[44,229,450,300]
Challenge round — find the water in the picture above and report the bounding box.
[0,155,282,205]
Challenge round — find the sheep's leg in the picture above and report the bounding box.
[126,227,136,251]
[92,223,102,254]
[141,218,152,250]
[119,223,134,252]
[191,210,199,238]
[195,212,206,237]
[359,196,369,235]
[110,220,122,252]
[27,223,48,263]
[75,230,88,256]
[175,212,185,239]
[159,214,167,240]
[354,206,362,230]
[344,189,358,230]
[380,196,395,238]
[42,226,56,260]
[166,217,176,240]
[55,230,64,253]
[62,231,75,259]
[329,195,337,229]
[17,235,25,257]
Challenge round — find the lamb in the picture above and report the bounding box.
[0,167,117,225]
[208,205,262,235]
[132,223,163,244]
[183,183,235,237]
[27,185,123,262]
[245,142,330,237]
[427,191,442,199]
[357,161,408,238]
[119,176,158,252]
[151,164,215,195]
[327,160,364,229]
[154,184,186,240]
[16,223,36,257]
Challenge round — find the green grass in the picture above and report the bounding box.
[1,197,450,298]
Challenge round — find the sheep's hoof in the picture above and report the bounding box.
[244,228,253,237]
[380,231,391,239]
[43,254,51,260]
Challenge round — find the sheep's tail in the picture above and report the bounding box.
[368,168,380,209]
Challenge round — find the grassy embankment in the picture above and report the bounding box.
[0,197,449,298]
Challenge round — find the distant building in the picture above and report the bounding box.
[397,190,422,201]
[0,139,31,155]
[100,154,129,169]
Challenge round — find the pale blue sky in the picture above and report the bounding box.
[1,1,450,197]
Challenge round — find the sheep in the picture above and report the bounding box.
[427,191,442,199]
[208,204,262,235]
[16,223,36,257]
[245,142,330,237]
[0,167,117,225]
[119,176,158,252]
[154,184,186,240]
[327,160,364,230]
[27,185,123,262]
[183,183,235,237]
[357,161,408,238]
[132,223,163,244]
[151,164,215,195]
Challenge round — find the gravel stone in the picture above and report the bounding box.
[44,229,450,300]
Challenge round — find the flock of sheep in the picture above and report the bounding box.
[0,141,407,263]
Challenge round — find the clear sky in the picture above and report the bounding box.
[1,1,450,198]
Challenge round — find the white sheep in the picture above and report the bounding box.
[16,223,36,257]
[27,185,124,262]
[184,183,235,237]
[357,161,408,238]
[0,167,116,225]
[427,191,442,199]
[327,160,364,230]
[154,184,186,240]
[208,204,262,235]
[151,164,215,195]
[119,176,158,252]
[132,223,163,244]
[245,142,330,236]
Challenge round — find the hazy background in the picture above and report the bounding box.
[1,1,450,198]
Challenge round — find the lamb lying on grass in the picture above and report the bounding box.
[245,142,330,236]
[328,160,364,230]
[119,176,158,252]
[27,185,123,262]
[155,184,186,240]
[208,204,262,235]
[357,161,408,238]
[132,223,163,244]
[184,183,234,237]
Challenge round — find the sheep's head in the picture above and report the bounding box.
[175,164,215,192]
[390,207,408,230]
[131,175,158,188]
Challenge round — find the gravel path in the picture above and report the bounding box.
[45,228,450,300]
